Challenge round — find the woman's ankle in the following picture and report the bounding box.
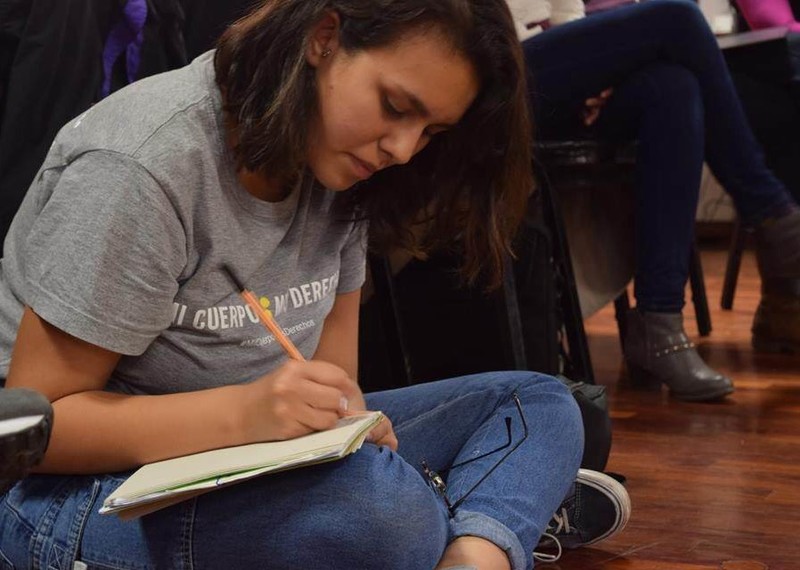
[435,536,511,570]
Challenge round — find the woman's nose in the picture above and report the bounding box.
[379,125,427,166]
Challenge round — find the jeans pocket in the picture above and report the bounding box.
[28,477,101,570]
[69,474,162,570]
[51,478,101,570]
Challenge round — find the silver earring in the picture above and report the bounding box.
[321,48,332,58]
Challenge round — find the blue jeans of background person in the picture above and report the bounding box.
[0,372,583,570]
[523,0,796,312]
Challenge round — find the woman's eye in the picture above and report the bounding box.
[424,127,447,138]
[383,96,405,118]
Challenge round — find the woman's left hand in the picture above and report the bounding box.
[365,414,398,451]
[342,391,397,450]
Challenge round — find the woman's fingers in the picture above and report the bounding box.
[366,415,398,451]
[295,405,341,433]
[291,360,361,408]
[374,429,398,451]
[296,378,349,415]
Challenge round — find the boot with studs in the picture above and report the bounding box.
[622,309,734,402]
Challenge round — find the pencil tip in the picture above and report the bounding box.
[221,264,245,292]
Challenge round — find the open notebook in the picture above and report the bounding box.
[100,411,383,519]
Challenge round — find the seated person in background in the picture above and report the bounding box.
[0,1,626,568]
[736,0,800,32]
[729,0,800,200]
[509,0,800,402]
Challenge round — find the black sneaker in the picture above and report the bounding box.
[533,469,631,562]
[0,388,53,495]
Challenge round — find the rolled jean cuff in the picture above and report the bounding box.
[448,510,528,570]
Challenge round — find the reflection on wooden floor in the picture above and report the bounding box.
[555,245,800,570]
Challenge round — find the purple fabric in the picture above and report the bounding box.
[736,0,800,32]
[100,0,148,99]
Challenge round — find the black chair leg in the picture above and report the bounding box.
[721,220,746,310]
[537,169,595,384]
[689,243,712,337]
[367,254,413,386]
[613,290,631,350]
[495,254,528,371]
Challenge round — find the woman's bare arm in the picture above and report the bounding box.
[7,307,356,473]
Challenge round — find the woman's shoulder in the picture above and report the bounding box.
[48,52,224,178]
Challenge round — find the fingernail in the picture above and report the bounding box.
[340,396,349,412]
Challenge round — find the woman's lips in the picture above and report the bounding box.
[350,154,376,180]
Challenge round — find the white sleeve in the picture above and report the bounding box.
[549,0,586,24]
[506,0,553,40]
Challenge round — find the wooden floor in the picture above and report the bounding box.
[554,244,800,570]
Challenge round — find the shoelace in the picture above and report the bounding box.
[550,507,572,534]
[532,531,563,563]
[532,507,571,563]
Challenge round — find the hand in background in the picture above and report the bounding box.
[583,87,614,126]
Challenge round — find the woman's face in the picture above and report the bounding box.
[306,27,479,190]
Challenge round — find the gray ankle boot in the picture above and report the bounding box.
[622,309,734,402]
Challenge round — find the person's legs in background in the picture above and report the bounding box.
[593,1,800,355]
[524,2,738,400]
[577,2,800,346]
[596,63,735,401]
[523,0,800,390]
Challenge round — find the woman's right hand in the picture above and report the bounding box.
[238,359,360,443]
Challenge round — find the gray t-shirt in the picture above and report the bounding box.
[0,51,367,395]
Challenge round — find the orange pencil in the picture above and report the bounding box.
[222,265,305,361]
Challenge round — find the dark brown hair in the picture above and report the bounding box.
[216,0,533,288]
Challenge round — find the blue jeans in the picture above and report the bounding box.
[524,0,796,312]
[0,372,583,570]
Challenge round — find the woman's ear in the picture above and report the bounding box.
[306,10,342,67]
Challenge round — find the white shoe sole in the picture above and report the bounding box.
[575,468,632,546]
[0,414,46,437]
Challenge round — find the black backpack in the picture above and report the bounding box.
[358,214,613,471]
